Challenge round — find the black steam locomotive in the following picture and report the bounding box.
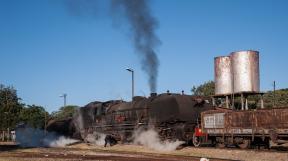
[75,93,214,144]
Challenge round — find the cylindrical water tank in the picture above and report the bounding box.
[214,56,233,95]
[231,50,260,93]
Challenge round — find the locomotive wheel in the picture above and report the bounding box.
[237,139,251,149]
[192,133,201,147]
[215,137,225,148]
[216,142,225,148]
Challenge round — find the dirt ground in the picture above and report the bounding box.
[0,142,287,161]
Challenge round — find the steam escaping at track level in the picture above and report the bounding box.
[133,128,184,152]
[47,136,79,148]
[82,128,184,152]
[85,132,106,146]
[65,0,160,92]
[15,127,79,148]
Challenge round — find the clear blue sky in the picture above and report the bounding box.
[1,0,287,112]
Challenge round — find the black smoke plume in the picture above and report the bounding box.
[64,0,160,92]
[111,0,160,92]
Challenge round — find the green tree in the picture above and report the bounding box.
[19,105,48,129]
[263,88,288,108]
[0,84,23,130]
[191,81,215,96]
[190,81,288,109]
[51,105,78,120]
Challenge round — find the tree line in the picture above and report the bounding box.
[192,81,288,108]
[0,84,78,131]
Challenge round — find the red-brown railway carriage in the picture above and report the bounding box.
[193,107,288,148]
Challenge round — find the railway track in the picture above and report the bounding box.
[1,143,287,161]
[193,144,288,153]
[0,149,237,161]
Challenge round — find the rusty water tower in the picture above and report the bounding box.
[213,50,263,110]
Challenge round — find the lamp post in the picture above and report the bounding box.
[126,68,134,100]
[59,93,67,107]
[4,112,9,141]
[273,81,276,107]
[44,107,47,136]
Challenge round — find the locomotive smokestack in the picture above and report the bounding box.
[150,92,157,97]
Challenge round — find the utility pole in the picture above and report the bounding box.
[44,110,47,136]
[273,81,276,107]
[60,93,67,107]
[4,112,8,141]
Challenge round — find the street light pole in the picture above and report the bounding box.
[44,110,46,135]
[4,112,9,141]
[273,81,276,107]
[132,71,134,99]
[60,93,67,107]
[126,68,134,100]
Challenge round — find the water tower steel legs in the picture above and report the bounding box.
[261,94,264,109]
[245,96,248,110]
[226,95,229,108]
[241,94,244,110]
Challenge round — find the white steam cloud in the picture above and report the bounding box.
[85,132,106,146]
[82,128,183,152]
[47,136,79,148]
[133,128,184,152]
[15,127,79,148]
